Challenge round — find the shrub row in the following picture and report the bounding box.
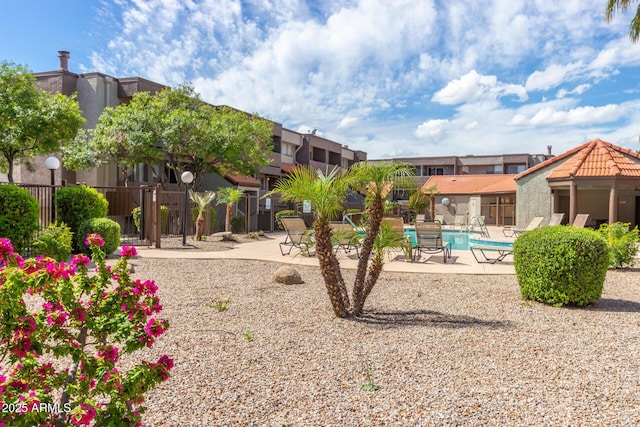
[0,184,120,258]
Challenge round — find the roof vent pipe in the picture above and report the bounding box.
[58,51,70,71]
[547,145,552,155]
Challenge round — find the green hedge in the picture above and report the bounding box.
[0,185,40,254]
[513,226,609,307]
[78,218,121,256]
[597,222,639,269]
[55,185,108,250]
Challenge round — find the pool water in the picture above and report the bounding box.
[404,229,513,251]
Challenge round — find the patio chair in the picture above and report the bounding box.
[414,213,426,223]
[502,216,544,237]
[572,214,589,228]
[329,222,361,258]
[548,213,565,226]
[412,221,451,263]
[470,245,513,264]
[279,217,314,256]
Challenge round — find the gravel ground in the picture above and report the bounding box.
[121,253,640,427]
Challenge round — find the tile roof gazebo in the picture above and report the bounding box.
[514,139,640,228]
[422,174,517,226]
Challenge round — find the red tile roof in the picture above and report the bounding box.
[516,138,640,180]
[280,162,296,173]
[422,174,516,195]
[225,173,261,187]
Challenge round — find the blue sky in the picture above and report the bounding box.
[2,0,640,160]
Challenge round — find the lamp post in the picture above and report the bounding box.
[45,156,60,224]
[181,171,194,245]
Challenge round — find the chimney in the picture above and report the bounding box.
[547,145,552,156]
[58,51,70,71]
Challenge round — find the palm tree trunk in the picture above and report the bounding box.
[351,197,384,312]
[195,214,205,241]
[314,219,349,317]
[352,254,384,315]
[225,204,232,232]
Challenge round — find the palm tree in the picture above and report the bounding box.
[347,161,416,315]
[269,166,351,317]
[606,0,640,42]
[189,190,215,241]
[423,185,439,221]
[216,187,245,233]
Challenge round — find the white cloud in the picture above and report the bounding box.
[83,0,640,159]
[415,119,449,140]
[508,104,622,127]
[525,62,584,92]
[432,70,527,105]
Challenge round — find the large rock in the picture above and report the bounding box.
[272,265,303,285]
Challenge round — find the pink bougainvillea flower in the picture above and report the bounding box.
[0,238,14,255]
[84,233,104,247]
[71,254,90,267]
[121,245,137,257]
[71,403,96,426]
[98,346,119,363]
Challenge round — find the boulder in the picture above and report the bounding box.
[272,265,303,285]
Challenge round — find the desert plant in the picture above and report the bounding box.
[55,185,108,249]
[208,297,231,312]
[514,226,609,307]
[0,184,39,253]
[78,217,121,255]
[268,162,415,318]
[31,222,73,261]
[189,190,216,241]
[275,209,296,229]
[597,222,639,269]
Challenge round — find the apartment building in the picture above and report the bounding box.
[13,51,365,232]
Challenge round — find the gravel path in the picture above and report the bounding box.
[126,257,640,426]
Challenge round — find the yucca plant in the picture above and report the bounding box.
[189,190,216,240]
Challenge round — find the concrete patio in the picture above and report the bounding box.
[135,226,517,275]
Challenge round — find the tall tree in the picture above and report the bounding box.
[0,62,84,182]
[268,162,415,318]
[63,84,274,190]
[606,0,640,42]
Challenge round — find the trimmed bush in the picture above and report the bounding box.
[78,217,121,255]
[597,222,639,269]
[0,184,40,254]
[55,185,108,249]
[132,205,169,234]
[32,222,73,261]
[513,226,609,307]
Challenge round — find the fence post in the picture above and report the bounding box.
[154,184,162,248]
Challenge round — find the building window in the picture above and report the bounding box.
[427,167,444,175]
[507,164,526,174]
[282,143,294,156]
[486,165,503,174]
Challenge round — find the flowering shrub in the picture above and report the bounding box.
[0,233,172,426]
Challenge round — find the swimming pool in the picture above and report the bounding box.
[404,228,513,251]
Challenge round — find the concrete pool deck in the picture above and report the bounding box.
[135,226,517,275]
